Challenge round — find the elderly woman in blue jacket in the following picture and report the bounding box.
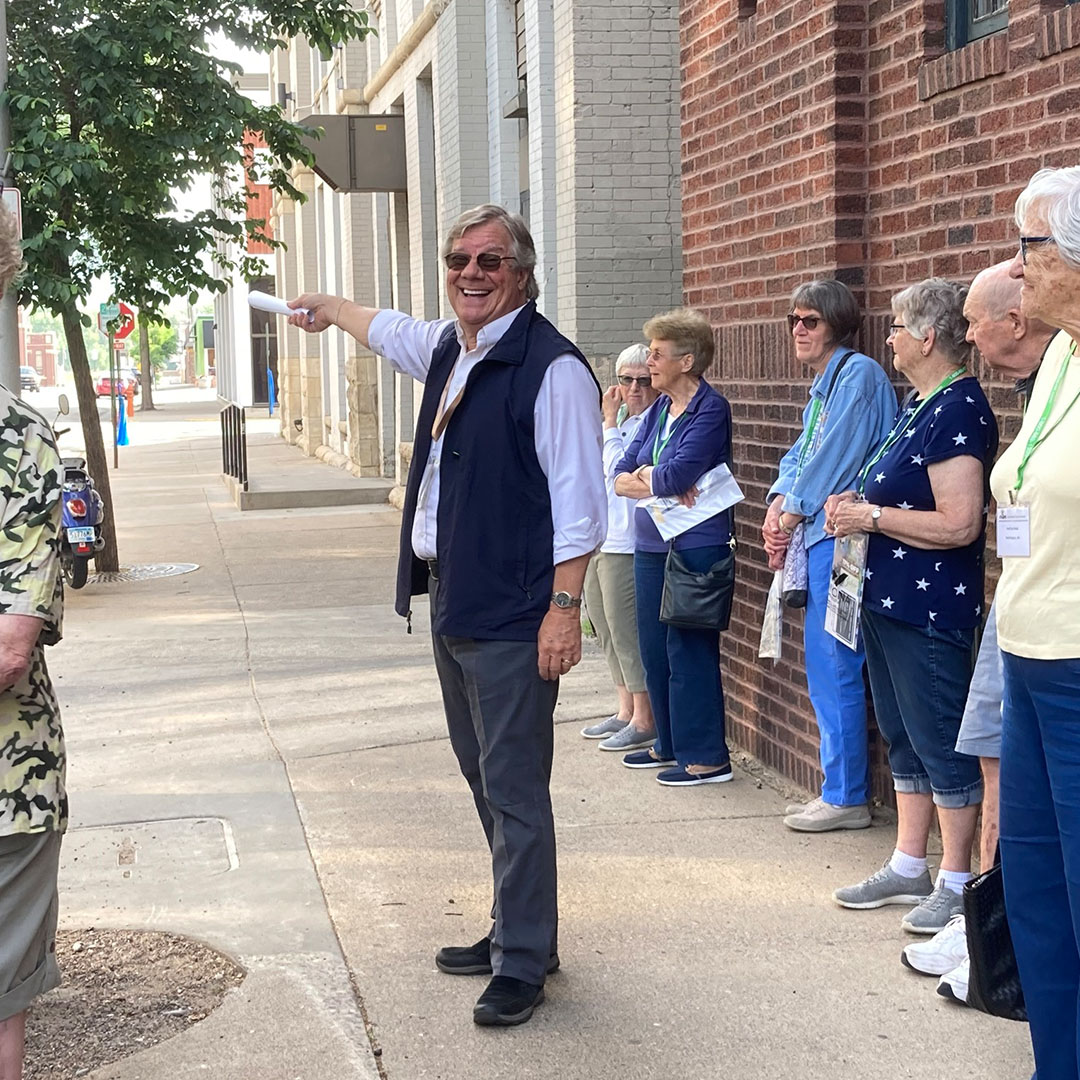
[614,308,734,787]
[763,280,897,833]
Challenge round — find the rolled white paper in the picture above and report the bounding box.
[248,290,312,320]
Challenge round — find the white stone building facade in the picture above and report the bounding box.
[271,0,683,485]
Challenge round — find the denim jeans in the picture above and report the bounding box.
[1000,651,1080,1080]
[634,547,730,768]
[862,609,982,807]
[805,538,870,806]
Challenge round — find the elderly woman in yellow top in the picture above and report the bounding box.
[0,205,66,1080]
[993,165,1080,1080]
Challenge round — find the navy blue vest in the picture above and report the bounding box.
[395,302,599,641]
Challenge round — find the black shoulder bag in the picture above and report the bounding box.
[963,848,1028,1021]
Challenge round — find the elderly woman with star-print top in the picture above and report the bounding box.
[823,278,998,940]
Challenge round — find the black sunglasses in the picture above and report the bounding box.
[1019,236,1056,264]
[618,375,652,388]
[787,314,822,331]
[444,251,518,272]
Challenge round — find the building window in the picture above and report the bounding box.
[948,0,1008,49]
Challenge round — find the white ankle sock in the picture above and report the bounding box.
[937,868,973,895]
[889,849,928,879]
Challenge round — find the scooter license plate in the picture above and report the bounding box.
[67,527,95,543]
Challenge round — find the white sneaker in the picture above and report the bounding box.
[901,914,967,975]
[936,957,970,1005]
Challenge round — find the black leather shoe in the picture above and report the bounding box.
[435,936,560,976]
[472,976,545,1026]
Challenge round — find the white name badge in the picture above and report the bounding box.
[996,505,1031,558]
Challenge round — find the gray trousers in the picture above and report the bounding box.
[429,578,559,985]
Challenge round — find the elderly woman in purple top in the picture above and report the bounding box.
[614,308,734,787]
[825,279,998,938]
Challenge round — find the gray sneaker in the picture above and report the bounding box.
[581,715,626,739]
[599,725,656,752]
[901,883,964,935]
[784,800,871,833]
[785,795,824,816]
[833,860,933,910]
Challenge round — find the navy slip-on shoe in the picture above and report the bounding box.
[656,762,734,786]
[622,749,676,769]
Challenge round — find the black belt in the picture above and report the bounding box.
[427,559,440,580]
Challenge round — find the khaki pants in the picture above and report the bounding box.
[583,552,647,693]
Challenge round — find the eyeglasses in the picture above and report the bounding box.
[888,323,906,334]
[444,251,518,272]
[618,375,653,388]
[1019,236,1057,264]
[645,348,689,363]
[787,314,822,331]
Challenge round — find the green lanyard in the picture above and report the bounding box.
[652,403,683,464]
[1013,338,1080,496]
[857,366,968,494]
[796,396,824,476]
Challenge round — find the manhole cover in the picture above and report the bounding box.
[88,562,200,584]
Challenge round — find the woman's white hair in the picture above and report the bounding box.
[615,343,649,374]
[1014,166,1080,269]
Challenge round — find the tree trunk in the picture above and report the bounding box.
[60,305,120,573]
[138,313,155,410]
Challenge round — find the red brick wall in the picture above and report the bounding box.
[680,0,1080,800]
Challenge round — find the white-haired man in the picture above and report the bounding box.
[290,205,605,1027]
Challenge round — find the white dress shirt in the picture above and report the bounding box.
[368,305,606,564]
[600,413,646,555]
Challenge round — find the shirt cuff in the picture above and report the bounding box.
[553,516,605,566]
[782,492,815,517]
[603,427,623,444]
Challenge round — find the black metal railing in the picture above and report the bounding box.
[221,404,248,491]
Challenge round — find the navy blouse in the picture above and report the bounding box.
[614,379,734,552]
[862,375,999,630]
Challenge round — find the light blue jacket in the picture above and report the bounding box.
[768,346,897,549]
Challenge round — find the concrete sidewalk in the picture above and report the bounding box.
[48,395,1033,1079]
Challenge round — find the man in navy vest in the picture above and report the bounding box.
[290,204,605,1026]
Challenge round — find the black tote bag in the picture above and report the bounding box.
[963,861,1028,1022]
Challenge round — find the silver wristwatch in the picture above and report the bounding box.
[870,505,883,533]
[550,591,583,609]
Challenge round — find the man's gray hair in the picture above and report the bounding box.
[1014,166,1080,269]
[0,205,22,299]
[441,204,540,301]
[615,343,649,374]
[892,278,973,367]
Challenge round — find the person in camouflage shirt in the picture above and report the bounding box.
[0,203,66,1079]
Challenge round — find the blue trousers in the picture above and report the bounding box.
[804,538,870,806]
[634,548,730,769]
[1000,651,1080,1080]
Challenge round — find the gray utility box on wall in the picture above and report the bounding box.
[298,115,407,193]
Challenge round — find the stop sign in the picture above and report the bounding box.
[113,302,135,341]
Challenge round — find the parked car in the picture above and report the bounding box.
[19,365,40,391]
[95,371,140,397]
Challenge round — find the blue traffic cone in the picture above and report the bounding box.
[117,400,130,446]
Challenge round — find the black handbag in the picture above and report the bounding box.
[659,541,736,631]
[963,860,1028,1022]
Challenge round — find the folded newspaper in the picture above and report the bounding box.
[638,463,744,541]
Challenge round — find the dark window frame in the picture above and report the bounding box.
[946,0,1008,50]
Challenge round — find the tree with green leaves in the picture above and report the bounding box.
[5,0,371,570]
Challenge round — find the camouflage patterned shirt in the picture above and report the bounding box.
[0,385,65,835]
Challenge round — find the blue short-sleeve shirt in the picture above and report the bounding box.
[862,375,999,630]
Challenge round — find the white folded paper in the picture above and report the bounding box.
[637,463,744,541]
[248,290,311,320]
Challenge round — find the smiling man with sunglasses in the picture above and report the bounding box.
[288,204,605,1028]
